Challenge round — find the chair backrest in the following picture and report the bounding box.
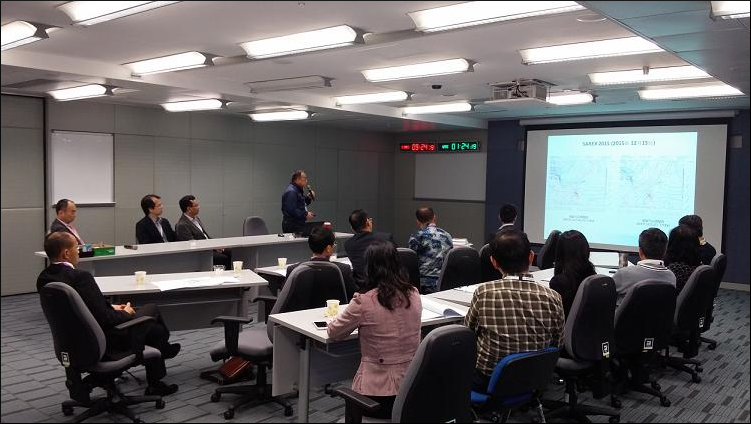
[564,275,616,362]
[392,325,476,423]
[479,243,501,282]
[537,230,561,269]
[243,216,269,236]
[39,282,106,369]
[674,265,715,333]
[703,253,727,332]
[437,246,481,291]
[614,280,676,355]
[486,347,560,401]
[397,248,421,290]
[267,262,348,341]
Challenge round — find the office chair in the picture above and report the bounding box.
[479,243,501,282]
[471,347,559,423]
[536,230,561,270]
[700,253,726,350]
[544,275,621,424]
[333,325,476,423]
[209,262,348,419]
[397,247,421,290]
[437,246,481,291]
[662,265,716,383]
[39,282,165,423]
[243,216,269,236]
[612,280,676,407]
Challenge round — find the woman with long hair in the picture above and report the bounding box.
[664,225,701,293]
[549,230,596,319]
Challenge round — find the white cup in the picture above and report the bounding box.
[213,265,225,276]
[135,271,147,286]
[189,241,197,248]
[278,257,287,268]
[325,299,340,317]
[330,253,338,261]
[233,261,243,275]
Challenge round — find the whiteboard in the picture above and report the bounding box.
[414,153,487,201]
[50,131,114,204]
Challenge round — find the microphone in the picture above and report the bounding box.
[306,184,316,201]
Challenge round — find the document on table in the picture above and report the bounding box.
[151,276,239,291]
[420,297,469,320]
[453,238,471,246]
[453,285,477,293]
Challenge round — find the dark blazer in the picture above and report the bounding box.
[281,183,312,233]
[698,242,717,266]
[135,216,176,244]
[37,263,130,330]
[50,218,83,244]
[174,214,210,241]
[287,257,359,301]
[344,231,396,284]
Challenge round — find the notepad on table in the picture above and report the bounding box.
[420,297,468,321]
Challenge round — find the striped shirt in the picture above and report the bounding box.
[464,274,565,376]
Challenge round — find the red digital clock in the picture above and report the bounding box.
[400,143,436,152]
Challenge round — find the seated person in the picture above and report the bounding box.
[174,195,231,268]
[344,209,396,284]
[50,198,85,245]
[37,232,180,396]
[407,206,453,294]
[135,194,176,244]
[486,203,517,244]
[664,225,701,293]
[679,214,717,265]
[328,241,422,419]
[464,229,565,392]
[287,226,359,300]
[549,230,596,319]
[613,228,676,306]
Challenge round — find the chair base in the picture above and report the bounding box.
[699,336,718,350]
[62,390,163,423]
[210,364,293,420]
[664,355,702,383]
[543,380,620,423]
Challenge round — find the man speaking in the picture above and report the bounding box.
[281,170,315,233]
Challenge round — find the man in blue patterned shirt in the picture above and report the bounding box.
[408,207,453,294]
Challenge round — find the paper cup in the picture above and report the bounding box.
[330,253,338,261]
[213,265,225,275]
[233,261,243,275]
[135,271,147,286]
[325,299,340,317]
[278,257,287,268]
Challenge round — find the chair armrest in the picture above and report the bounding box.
[114,316,156,361]
[210,316,254,357]
[114,316,154,331]
[253,295,278,324]
[211,316,253,325]
[333,388,381,413]
[252,295,278,303]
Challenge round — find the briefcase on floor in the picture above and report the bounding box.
[200,356,253,385]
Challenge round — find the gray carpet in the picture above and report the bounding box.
[1,289,749,423]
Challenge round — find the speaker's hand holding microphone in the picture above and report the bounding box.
[306,184,316,201]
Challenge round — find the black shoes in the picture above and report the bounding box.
[163,343,181,359]
[145,381,178,396]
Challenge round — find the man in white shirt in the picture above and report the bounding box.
[174,195,230,268]
[50,199,85,245]
[613,228,676,306]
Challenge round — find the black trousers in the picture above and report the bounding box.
[282,218,304,234]
[472,370,491,393]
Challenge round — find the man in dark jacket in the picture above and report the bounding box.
[281,170,315,233]
[135,194,176,244]
[174,194,231,268]
[344,209,396,284]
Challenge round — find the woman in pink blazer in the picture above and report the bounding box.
[328,241,422,419]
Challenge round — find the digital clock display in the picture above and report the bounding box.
[400,143,436,152]
[400,141,480,152]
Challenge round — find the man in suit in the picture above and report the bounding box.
[287,226,358,300]
[135,194,176,244]
[344,209,396,284]
[174,195,231,268]
[37,232,180,396]
[50,199,85,245]
[486,203,517,244]
[281,170,315,234]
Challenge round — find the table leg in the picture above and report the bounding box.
[240,288,249,318]
[298,337,311,423]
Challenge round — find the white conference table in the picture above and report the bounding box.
[96,269,267,331]
[255,256,353,278]
[34,232,353,277]
[268,297,467,423]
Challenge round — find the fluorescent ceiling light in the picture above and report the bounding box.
[711,1,750,19]
[409,1,584,32]
[249,110,311,121]
[161,99,225,112]
[1,21,55,51]
[403,102,472,114]
[126,51,215,75]
[546,92,594,105]
[638,82,745,100]
[362,58,473,82]
[240,25,361,59]
[589,65,711,85]
[520,36,663,64]
[335,91,409,105]
[48,84,114,101]
[245,75,333,93]
[57,1,179,26]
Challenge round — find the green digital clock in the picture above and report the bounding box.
[437,141,480,152]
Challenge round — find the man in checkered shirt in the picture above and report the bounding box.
[464,228,565,392]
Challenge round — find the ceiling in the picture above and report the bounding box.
[1,1,749,132]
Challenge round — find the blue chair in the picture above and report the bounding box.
[471,347,560,423]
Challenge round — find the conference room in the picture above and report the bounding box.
[1,1,749,423]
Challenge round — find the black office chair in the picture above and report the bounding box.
[479,243,501,282]
[662,265,716,383]
[700,253,726,350]
[334,325,476,423]
[397,247,421,290]
[243,216,269,236]
[537,230,561,270]
[39,282,165,423]
[544,275,621,424]
[612,280,676,407]
[471,347,560,423]
[437,246,481,291]
[209,262,348,419]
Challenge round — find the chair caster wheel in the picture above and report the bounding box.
[651,382,661,391]
[692,374,701,383]
[62,406,74,416]
[284,406,293,417]
[609,415,620,423]
[224,409,235,420]
[660,397,671,407]
[156,399,165,409]
[708,343,717,350]
[611,397,622,408]
[211,393,221,402]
